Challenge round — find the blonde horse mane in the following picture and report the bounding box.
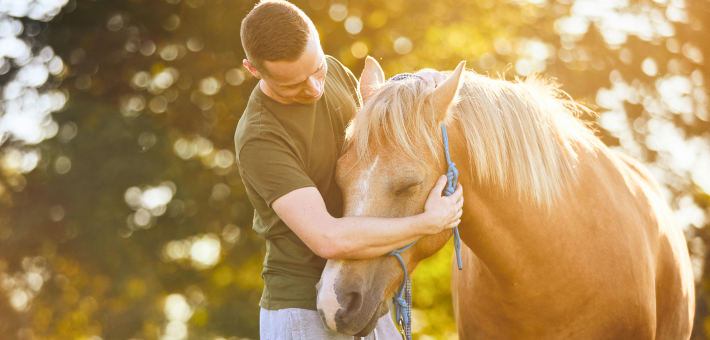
[344,71,599,207]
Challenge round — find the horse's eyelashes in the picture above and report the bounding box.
[394,181,423,196]
[395,188,412,196]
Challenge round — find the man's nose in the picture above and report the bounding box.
[303,76,322,96]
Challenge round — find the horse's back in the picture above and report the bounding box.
[611,150,695,339]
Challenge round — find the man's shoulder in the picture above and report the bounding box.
[324,55,361,110]
[325,55,356,82]
[234,90,279,155]
[325,55,345,71]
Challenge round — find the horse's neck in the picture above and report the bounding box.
[444,125,520,282]
[450,127,607,285]
[456,174,544,284]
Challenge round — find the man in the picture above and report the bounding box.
[235,1,464,339]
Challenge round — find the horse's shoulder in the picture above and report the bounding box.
[610,150,662,196]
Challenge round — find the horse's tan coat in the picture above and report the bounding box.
[315,58,694,339]
[450,141,694,339]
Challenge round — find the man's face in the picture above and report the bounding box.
[259,37,328,105]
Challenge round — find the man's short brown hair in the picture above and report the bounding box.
[241,0,318,75]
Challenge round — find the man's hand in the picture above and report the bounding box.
[422,175,464,234]
[416,69,448,88]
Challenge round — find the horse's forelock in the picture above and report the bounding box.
[345,78,443,167]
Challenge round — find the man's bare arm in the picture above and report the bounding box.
[272,175,463,260]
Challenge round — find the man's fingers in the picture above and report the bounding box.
[456,198,464,210]
[431,175,447,196]
[450,183,463,200]
[455,209,463,220]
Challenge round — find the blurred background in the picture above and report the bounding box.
[0,0,707,339]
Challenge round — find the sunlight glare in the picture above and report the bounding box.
[190,234,221,269]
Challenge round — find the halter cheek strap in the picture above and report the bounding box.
[385,120,462,340]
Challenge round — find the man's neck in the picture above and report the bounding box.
[259,79,292,105]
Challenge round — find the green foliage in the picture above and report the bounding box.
[0,0,708,339]
[411,240,457,340]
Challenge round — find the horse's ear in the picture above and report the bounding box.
[432,61,466,122]
[359,56,385,104]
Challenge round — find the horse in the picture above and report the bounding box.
[315,57,695,339]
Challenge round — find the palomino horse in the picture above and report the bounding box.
[316,57,694,339]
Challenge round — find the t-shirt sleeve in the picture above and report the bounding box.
[238,138,316,207]
[327,55,362,109]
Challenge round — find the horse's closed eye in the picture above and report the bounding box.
[395,182,422,196]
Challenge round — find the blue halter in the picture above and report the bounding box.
[385,121,463,340]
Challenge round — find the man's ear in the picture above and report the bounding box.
[243,59,262,80]
[359,56,385,104]
[432,61,466,122]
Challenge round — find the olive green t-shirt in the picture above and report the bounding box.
[234,56,361,310]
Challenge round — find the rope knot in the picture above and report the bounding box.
[444,162,458,196]
[392,296,409,326]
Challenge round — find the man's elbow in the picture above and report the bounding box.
[312,236,347,260]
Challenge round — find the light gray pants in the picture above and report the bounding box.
[259,308,401,340]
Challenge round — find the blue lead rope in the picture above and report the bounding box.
[442,124,463,271]
[386,241,415,339]
[386,123,462,340]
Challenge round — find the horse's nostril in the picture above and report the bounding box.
[335,290,365,324]
[345,291,363,312]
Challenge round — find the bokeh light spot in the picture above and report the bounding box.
[344,16,362,34]
[58,122,77,142]
[329,4,347,22]
[160,45,179,61]
[75,74,91,90]
[225,69,245,86]
[138,131,157,149]
[150,96,168,113]
[199,77,221,96]
[448,31,466,47]
[641,58,658,76]
[366,11,387,28]
[133,209,152,227]
[222,224,241,244]
[164,294,193,322]
[393,37,412,54]
[106,14,123,31]
[351,41,368,59]
[214,150,234,168]
[132,71,151,89]
[211,183,230,201]
[190,234,221,269]
[54,156,71,174]
[163,14,181,31]
[187,36,204,52]
[10,289,29,311]
[140,41,156,56]
[478,53,496,69]
[49,205,65,222]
